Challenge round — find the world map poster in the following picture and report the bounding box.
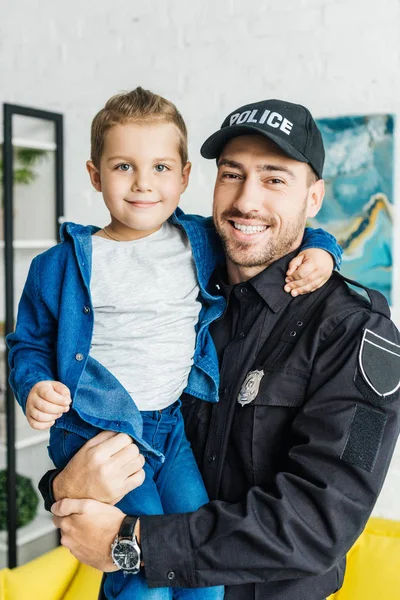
[309,114,394,304]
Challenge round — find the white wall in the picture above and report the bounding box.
[1,0,400,518]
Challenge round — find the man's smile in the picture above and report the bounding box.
[233,222,268,234]
[226,219,271,240]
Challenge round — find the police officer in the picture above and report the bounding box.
[47,99,400,600]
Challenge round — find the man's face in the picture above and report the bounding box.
[212,134,324,281]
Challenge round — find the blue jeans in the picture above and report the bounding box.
[48,401,224,600]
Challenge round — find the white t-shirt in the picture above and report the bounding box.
[89,222,201,411]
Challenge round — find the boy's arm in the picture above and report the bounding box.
[301,226,342,270]
[284,227,342,296]
[6,256,58,413]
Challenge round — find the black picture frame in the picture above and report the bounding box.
[2,103,64,568]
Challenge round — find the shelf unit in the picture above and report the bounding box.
[0,240,56,249]
[0,513,58,569]
[1,103,64,569]
[0,429,50,452]
[0,512,55,550]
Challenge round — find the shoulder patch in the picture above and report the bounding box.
[359,329,400,397]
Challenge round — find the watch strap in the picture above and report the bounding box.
[38,468,61,512]
[119,515,139,541]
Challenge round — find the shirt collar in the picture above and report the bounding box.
[211,249,299,313]
[249,250,299,312]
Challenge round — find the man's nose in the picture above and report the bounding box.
[233,176,262,214]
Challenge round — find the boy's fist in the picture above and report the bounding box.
[284,249,334,296]
[26,380,71,430]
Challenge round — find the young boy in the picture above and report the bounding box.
[7,88,342,600]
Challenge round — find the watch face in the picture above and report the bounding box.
[112,539,139,571]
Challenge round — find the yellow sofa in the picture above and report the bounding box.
[0,546,102,600]
[1,518,400,599]
[328,517,400,600]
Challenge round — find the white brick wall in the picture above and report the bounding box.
[1,0,400,518]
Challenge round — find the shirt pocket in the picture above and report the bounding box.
[251,370,308,474]
[252,369,308,407]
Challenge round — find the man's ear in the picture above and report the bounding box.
[86,160,102,192]
[180,161,192,194]
[306,179,325,219]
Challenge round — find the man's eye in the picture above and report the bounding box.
[155,164,168,172]
[269,178,284,184]
[222,172,241,180]
[117,164,132,172]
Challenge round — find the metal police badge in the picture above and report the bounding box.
[237,369,264,407]
[359,329,400,399]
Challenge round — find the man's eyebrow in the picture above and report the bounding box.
[257,164,296,179]
[217,158,244,170]
[217,158,296,179]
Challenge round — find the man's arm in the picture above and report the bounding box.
[139,308,400,588]
[39,430,146,510]
[51,309,400,588]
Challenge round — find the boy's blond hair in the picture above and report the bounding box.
[91,87,188,168]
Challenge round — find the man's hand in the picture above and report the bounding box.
[52,498,124,572]
[284,248,334,296]
[26,380,71,430]
[53,430,146,505]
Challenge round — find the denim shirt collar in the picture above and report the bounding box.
[59,208,225,295]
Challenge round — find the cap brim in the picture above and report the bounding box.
[200,124,309,166]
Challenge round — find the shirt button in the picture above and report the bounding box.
[297,321,303,327]
[290,331,297,337]
[83,306,91,314]
[240,286,248,294]
[239,332,246,339]
[75,353,84,361]
[167,571,175,581]
[208,454,216,463]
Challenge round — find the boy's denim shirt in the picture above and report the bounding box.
[6,208,342,461]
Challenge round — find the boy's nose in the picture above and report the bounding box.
[132,173,152,193]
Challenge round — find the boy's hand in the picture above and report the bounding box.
[26,380,71,430]
[284,249,334,296]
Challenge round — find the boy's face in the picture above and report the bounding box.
[87,121,190,239]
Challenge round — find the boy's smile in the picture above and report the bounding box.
[87,121,191,241]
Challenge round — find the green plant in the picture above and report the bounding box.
[0,470,39,530]
[0,146,48,202]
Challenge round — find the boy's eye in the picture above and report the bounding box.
[154,164,168,173]
[117,164,132,172]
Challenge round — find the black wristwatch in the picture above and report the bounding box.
[111,515,141,573]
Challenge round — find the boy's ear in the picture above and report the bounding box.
[86,160,102,192]
[180,161,192,193]
[306,178,325,219]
